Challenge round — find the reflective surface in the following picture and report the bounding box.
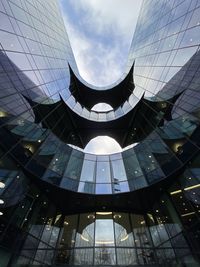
[0,1,199,195]
[0,0,200,266]
[2,113,198,194]
[1,204,199,266]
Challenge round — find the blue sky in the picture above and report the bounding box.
[59,0,142,154]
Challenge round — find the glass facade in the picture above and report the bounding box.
[0,0,200,266]
[1,175,200,267]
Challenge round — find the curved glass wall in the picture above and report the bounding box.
[0,109,197,194]
[0,0,200,266]
[0,101,198,195]
[1,153,200,266]
[7,208,199,266]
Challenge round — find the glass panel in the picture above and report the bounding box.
[78,181,95,194]
[75,213,95,247]
[80,160,96,182]
[96,183,112,194]
[111,158,126,182]
[73,248,94,265]
[114,213,134,247]
[94,248,116,265]
[116,248,138,265]
[64,151,83,180]
[58,215,78,249]
[131,214,152,248]
[96,161,111,183]
[95,216,114,247]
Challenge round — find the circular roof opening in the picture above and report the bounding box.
[91,103,113,112]
[84,136,122,155]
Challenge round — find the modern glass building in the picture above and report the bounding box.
[0,0,200,266]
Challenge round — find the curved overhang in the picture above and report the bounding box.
[0,115,199,213]
[24,92,182,148]
[0,46,199,214]
[69,63,135,109]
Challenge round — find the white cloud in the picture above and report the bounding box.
[59,0,142,153]
[68,0,141,41]
[60,0,142,85]
[62,14,126,85]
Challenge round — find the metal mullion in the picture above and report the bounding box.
[144,212,159,265]
[112,212,117,265]
[93,212,96,265]
[51,214,65,265]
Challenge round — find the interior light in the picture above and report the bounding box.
[0,111,7,117]
[24,144,34,153]
[170,189,182,195]
[0,212,3,216]
[161,103,167,108]
[120,235,129,242]
[147,213,154,222]
[181,211,195,217]
[170,184,200,196]
[173,142,184,153]
[113,214,122,219]
[184,184,200,191]
[0,182,5,188]
[0,199,4,204]
[95,240,114,245]
[81,235,89,242]
[96,212,112,215]
[64,221,69,226]
[87,214,95,219]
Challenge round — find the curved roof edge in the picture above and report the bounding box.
[68,63,135,109]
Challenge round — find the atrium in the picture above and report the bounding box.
[0,0,200,266]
